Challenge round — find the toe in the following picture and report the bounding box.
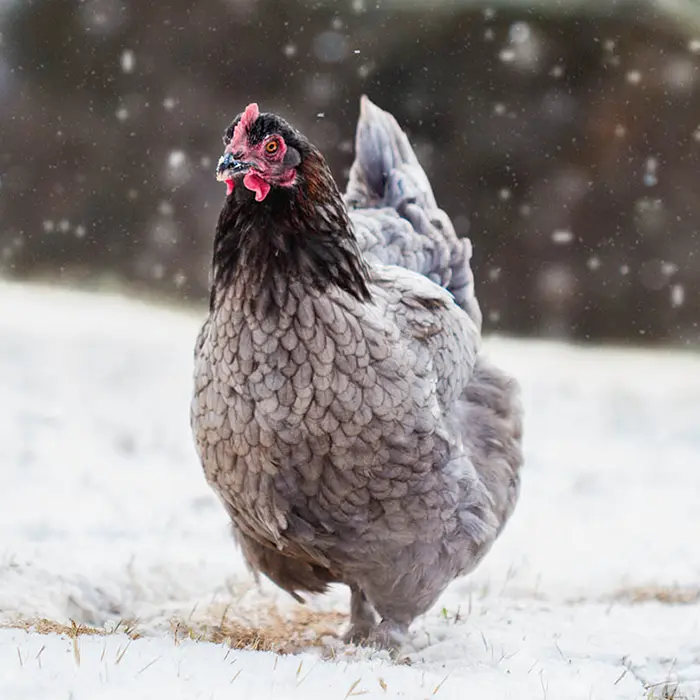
[368,621,410,652]
[342,622,375,645]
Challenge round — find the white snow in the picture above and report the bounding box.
[0,281,698,699]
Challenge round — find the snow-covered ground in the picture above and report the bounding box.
[0,280,698,700]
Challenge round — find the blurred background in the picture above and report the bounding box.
[1,0,699,344]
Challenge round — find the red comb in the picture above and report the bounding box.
[232,102,260,145]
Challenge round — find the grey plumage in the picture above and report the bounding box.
[191,97,523,649]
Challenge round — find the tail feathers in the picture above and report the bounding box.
[345,96,481,325]
[345,95,436,211]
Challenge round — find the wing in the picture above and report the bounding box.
[345,96,482,330]
[368,264,480,410]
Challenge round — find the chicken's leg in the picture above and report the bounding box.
[343,586,377,644]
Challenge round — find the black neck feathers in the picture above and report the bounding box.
[210,153,371,314]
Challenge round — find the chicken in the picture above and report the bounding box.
[191,97,523,650]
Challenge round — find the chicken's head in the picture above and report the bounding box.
[216,103,305,201]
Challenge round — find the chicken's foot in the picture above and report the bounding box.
[342,585,377,644]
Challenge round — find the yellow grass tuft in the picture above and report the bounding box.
[1,618,140,638]
[1,607,348,655]
[169,607,347,654]
[613,586,700,605]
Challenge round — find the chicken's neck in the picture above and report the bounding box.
[210,163,371,315]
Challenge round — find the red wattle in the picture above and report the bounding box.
[225,179,234,196]
[243,171,271,202]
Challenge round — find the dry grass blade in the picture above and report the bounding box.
[115,640,132,665]
[433,674,450,695]
[344,678,363,700]
[297,662,318,686]
[72,636,81,666]
[138,656,161,675]
[614,668,628,685]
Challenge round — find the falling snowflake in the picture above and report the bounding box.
[643,157,658,187]
[358,63,374,79]
[120,49,135,74]
[508,22,531,44]
[551,229,574,245]
[671,284,685,307]
[661,261,678,276]
[166,150,191,187]
[549,65,564,78]
[168,151,186,169]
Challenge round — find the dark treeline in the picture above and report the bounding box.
[0,0,698,344]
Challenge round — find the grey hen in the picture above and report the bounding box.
[191,97,523,650]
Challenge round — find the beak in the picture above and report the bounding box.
[216,152,253,180]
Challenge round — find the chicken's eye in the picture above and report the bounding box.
[265,140,280,155]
